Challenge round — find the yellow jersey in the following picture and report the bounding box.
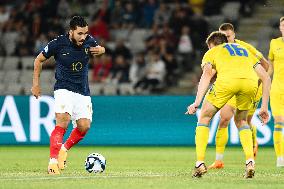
[235,39,263,61]
[268,37,284,92]
[201,43,259,83]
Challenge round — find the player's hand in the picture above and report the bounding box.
[258,108,269,124]
[31,85,41,99]
[90,46,105,56]
[185,102,199,115]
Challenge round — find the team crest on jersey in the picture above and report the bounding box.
[85,48,89,54]
[44,45,48,53]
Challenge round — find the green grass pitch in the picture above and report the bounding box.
[0,146,284,189]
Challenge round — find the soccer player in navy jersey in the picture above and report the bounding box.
[31,16,105,175]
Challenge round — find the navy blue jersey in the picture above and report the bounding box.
[42,34,98,96]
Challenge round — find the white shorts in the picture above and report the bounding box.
[54,89,93,127]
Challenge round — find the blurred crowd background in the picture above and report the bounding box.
[0,0,282,95]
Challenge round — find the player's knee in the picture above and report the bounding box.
[76,118,91,133]
[219,110,233,127]
[56,114,71,129]
[219,116,231,128]
[274,116,284,123]
[234,117,246,128]
[199,110,214,123]
[198,116,211,126]
[56,122,69,129]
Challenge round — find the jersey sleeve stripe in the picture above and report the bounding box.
[253,62,260,69]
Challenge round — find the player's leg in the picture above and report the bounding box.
[58,118,91,169]
[192,100,219,177]
[48,113,70,174]
[247,114,258,158]
[235,80,258,178]
[270,92,284,167]
[64,118,91,149]
[192,80,234,177]
[209,102,235,169]
[48,89,73,174]
[235,109,255,178]
[235,110,254,161]
[273,116,284,167]
[58,93,92,169]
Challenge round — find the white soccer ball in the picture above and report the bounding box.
[85,153,106,174]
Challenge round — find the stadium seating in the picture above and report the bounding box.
[89,83,104,95]
[221,2,241,23]
[0,0,282,96]
[2,56,19,70]
[21,57,35,70]
[129,29,148,53]
[4,83,22,95]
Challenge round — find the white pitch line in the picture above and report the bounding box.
[0,174,170,181]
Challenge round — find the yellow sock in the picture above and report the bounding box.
[239,125,254,160]
[250,124,257,147]
[215,127,228,157]
[195,124,210,161]
[274,123,284,157]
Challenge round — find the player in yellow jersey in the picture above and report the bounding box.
[208,23,270,169]
[268,17,284,167]
[185,31,271,178]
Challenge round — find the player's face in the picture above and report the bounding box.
[220,29,235,43]
[70,26,89,46]
[279,21,284,36]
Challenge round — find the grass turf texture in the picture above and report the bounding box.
[0,146,283,189]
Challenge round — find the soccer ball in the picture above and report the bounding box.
[85,153,106,173]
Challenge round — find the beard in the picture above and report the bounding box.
[71,34,85,47]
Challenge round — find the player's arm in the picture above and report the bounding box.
[249,47,270,72]
[259,57,270,72]
[267,40,274,77]
[89,46,105,56]
[185,63,215,114]
[257,57,270,86]
[31,53,47,99]
[254,63,271,124]
[268,59,274,77]
[88,36,105,56]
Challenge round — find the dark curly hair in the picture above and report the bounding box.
[69,16,88,30]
